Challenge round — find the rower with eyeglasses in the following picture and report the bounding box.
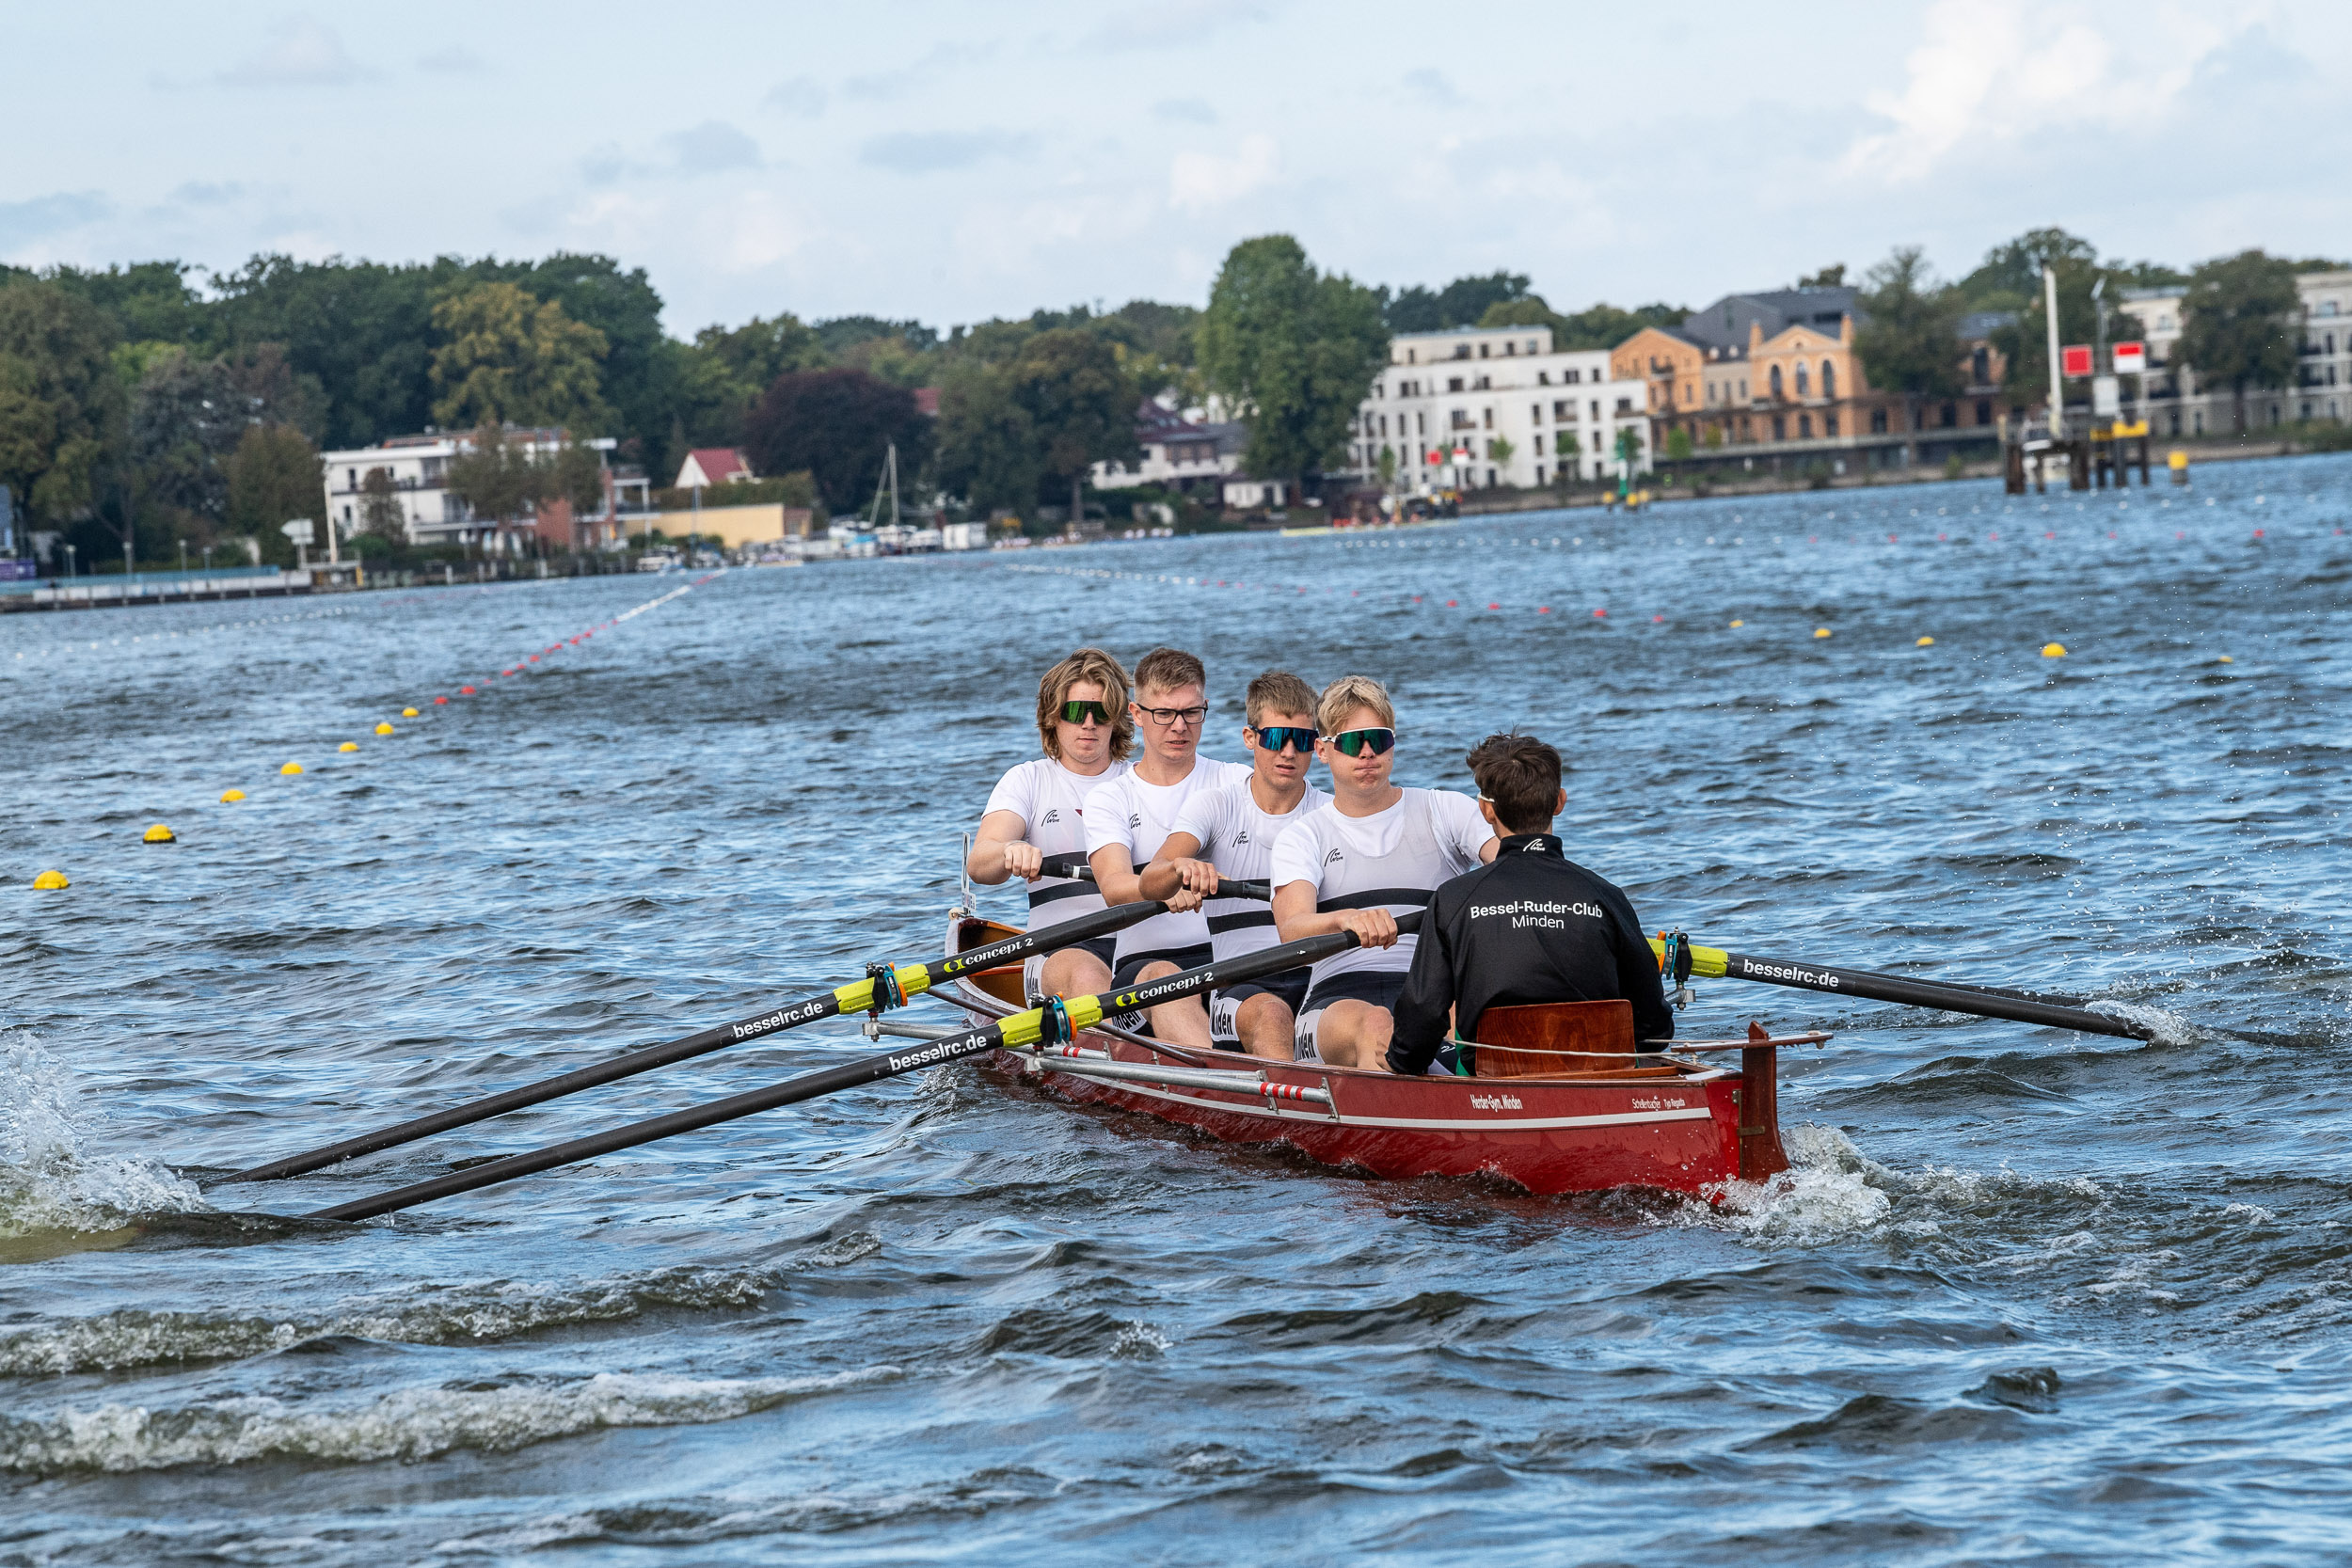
[1078,647,1255,1041]
[1270,674,1500,1070]
[1137,669,1330,1059]
[968,647,1136,1007]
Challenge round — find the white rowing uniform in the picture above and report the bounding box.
[1268,788,1493,1057]
[981,756,1132,932]
[1170,775,1329,965]
[1084,757,1254,977]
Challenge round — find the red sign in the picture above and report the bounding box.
[2112,341,2147,375]
[2061,344,2093,377]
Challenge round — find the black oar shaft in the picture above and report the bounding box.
[1718,949,2149,1039]
[312,914,1415,1223]
[1041,852,1270,904]
[233,899,1160,1183]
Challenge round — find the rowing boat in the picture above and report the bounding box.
[942,913,1830,1196]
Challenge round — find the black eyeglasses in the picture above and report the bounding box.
[1326,727,1396,757]
[1135,704,1209,728]
[1250,724,1316,755]
[1059,700,1112,725]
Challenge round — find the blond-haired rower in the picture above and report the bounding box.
[1269,674,1499,1069]
[968,647,1136,1005]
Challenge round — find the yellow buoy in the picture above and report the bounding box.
[1916,636,1934,646]
[2042,642,2067,658]
[1813,627,1832,640]
[339,741,359,752]
[1729,619,1745,628]
[2218,655,2234,664]
[280,762,305,775]
[33,870,69,890]
[220,788,246,802]
[402,707,420,718]
[374,722,395,736]
[143,824,176,844]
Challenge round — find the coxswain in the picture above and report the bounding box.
[1084,646,1253,1042]
[1388,733,1673,1075]
[967,647,1135,1006]
[1139,669,1329,1058]
[1269,674,1498,1069]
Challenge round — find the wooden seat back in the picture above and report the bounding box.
[1471,1000,1638,1077]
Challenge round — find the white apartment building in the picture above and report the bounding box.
[1341,325,1651,493]
[320,429,636,550]
[2119,270,2352,436]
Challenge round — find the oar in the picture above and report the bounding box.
[1040,851,1272,904]
[229,899,1174,1184]
[1654,936,2152,1040]
[309,913,1419,1222]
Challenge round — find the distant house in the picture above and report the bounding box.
[675,448,754,489]
[319,428,642,553]
[1089,397,1246,497]
[912,387,941,417]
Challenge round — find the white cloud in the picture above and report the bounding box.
[218,16,368,87]
[1844,0,2253,182]
[1087,0,1271,53]
[1168,134,1277,214]
[665,120,764,174]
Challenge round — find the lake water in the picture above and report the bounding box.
[5,455,2349,1564]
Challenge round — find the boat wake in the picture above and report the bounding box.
[0,1264,784,1377]
[0,1033,206,1253]
[0,1366,898,1475]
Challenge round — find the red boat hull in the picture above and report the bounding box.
[949,919,1792,1197]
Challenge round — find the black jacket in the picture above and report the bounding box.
[1387,833,1673,1075]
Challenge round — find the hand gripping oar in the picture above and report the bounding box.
[229,899,1184,1185]
[1651,936,2153,1040]
[309,912,1420,1222]
[1039,851,1271,904]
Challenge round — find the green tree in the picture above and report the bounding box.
[0,280,122,537]
[933,361,1042,516]
[1994,254,2114,414]
[1477,295,1688,352]
[1197,235,1387,496]
[1375,444,1398,491]
[1384,271,1531,332]
[2179,249,2300,435]
[743,368,930,513]
[1009,328,1136,525]
[211,254,439,447]
[1853,246,1964,462]
[358,467,406,542]
[444,423,545,533]
[1664,428,1693,463]
[1487,435,1517,469]
[429,282,612,432]
[546,440,608,518]
[1797,263,1848,288]
[1957,227,2100,309]
[129,349,246,532]
[224,423,323,563]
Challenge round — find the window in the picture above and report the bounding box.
[1534,435,1545,455]
[1769,365,1784,398]
[1417,412,1426,435]
[1407,348,1418,363]
[1448,376,1465,392]
[347,468,357,488]
[1824,413,1839,436]
[1940,403,1957,428]
[1454,345,1471,359]
[1977,400,1993,425]
[1478,343,1489,358]
[1554,400,1575,421]
[1475,375,1491,390]
[1566,368,1581,384]
[1614,398,1632,414]
[1972,347,1991,385]
[1452,410,1475,430]
[1799,413,1812,437]
[1486,467,1498,485]
[1484,408,1494,429]
[1531,404,1542,423]
[1526,341,1537,355]
[1772,415,1786,440]
[1821,360,1836,399]
[1535,465,1546,484]
[1504,341,1517,356]
[1590,400,1601,421]
[1740,378,1748,399]
[1795,363,1810,397]
[1538,371,1550,385]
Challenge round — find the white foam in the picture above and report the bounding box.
[0,1266,776,1376]
[0,1033,206,1239]
[0,1366,896,1475]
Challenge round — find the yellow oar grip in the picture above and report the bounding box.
[1647,937,1729,979]
[897,965,931,999]
[998,993,1105,1049]
[832,979,874,1011]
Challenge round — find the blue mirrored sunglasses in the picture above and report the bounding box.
[1327,727,1396,757]
[1251,724,1316,755]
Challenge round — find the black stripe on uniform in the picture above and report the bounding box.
[1206,910,1276,934]
[1315,887,1435,913]
[1028,880,1100,907]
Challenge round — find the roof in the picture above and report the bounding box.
[680,448,752,485]
[1678,287,1862,354]
[912,387,940,417]
[1957,309,2018,340]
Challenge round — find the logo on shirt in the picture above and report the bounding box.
[1233,830,1250,846]
[1324,847,1344,864]
[1040,809,1061,825]
[1520,835,1554,852]
[1126,813,1143,831]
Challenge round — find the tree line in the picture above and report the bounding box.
[3,228,2335,569]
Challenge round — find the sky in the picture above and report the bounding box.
[6,1,2348,339]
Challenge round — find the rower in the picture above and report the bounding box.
[1084,646,1253,1042]
[1387,733,1674,1075]
[967,647,1134,1006]
[1139,670,1329,1059]
[1270,674,1499,1069]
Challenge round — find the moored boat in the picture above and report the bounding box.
[945,914,1828,1197]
